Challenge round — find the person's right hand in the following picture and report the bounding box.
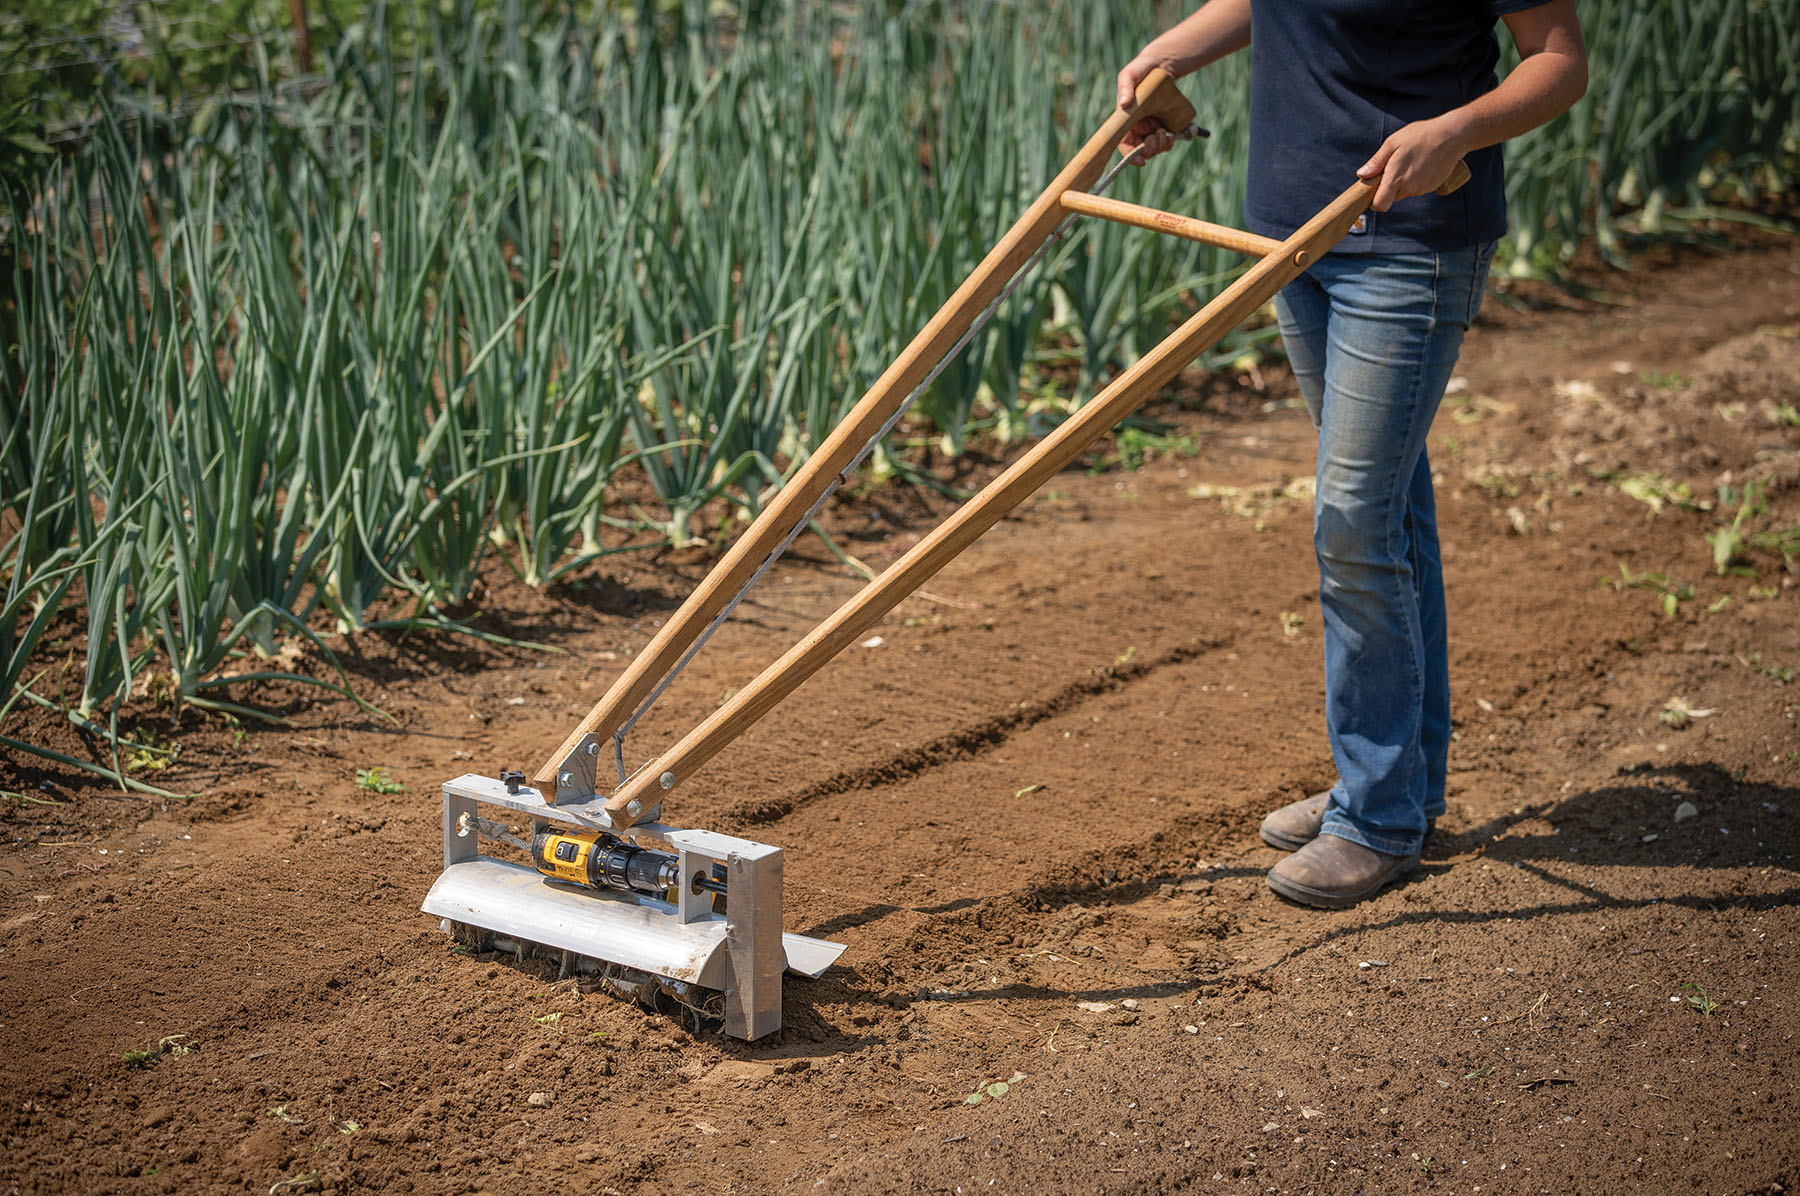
[1116,55,1179,162]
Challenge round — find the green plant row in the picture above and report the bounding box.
[1,0,1795,771]
[1499,0,1799,274]
[1,0,1258,757]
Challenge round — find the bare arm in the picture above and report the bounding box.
[1358,0,1588,210]
[1115,0,1252,158]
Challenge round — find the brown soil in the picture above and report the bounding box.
[4,235,1799,1196]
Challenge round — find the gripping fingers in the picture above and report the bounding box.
[1117,65,1196,162]
[1122,120,1176,162]
[1373,153,1466,209]
[1371,172,1401,212]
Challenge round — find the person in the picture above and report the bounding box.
[1117,1,1587,909]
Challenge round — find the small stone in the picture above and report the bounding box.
[1641,833,1658,843]
[1674,801,1699,823]
[1183,1025,1200,1035]
[1121,999,1140,1012]
[1262,1121,1281,1132]
[528,1092,551,1107]
[1300,1107,1324,1120]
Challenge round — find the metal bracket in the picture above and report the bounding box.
[552,733,602,803]
[442,774,662,841]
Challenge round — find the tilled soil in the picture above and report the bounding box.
[3,239,1798,1196]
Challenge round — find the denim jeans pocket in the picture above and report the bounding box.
[1465,240,1498,324]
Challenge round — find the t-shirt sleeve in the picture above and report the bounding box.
[1483,0,1555,15]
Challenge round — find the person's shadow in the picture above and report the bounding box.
[793,761,1800,1015]
[1254,760,1800,968]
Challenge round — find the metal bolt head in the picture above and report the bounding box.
[659,771,676,790]
[584,741,599,757]
[558,771,574,788]
[625,799,643,817]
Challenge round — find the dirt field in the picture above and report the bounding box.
[4,236,1799,1196]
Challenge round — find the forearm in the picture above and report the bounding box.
[1436,50,1588,157]
[1131,0,1252,78]
[1357,1,1587,209]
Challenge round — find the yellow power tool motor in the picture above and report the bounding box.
[531,828,729,907]
[531,828,685,897]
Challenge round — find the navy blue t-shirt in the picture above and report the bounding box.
[1244,0,1547,254]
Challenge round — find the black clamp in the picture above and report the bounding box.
[500,768,526,795]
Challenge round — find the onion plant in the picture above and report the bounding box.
[0,0,1792,774]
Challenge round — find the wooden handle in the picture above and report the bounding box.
[1058,191,1282,259]
[534,71,1197,791]
[1436,159,1472,195]
[1128,66,1197,136]
[601,172,1379,826]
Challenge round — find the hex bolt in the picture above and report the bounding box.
[584,740,599,757]
[659,771,676,790]
[558,771,574,788]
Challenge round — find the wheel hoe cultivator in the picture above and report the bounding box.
[422,71,1471,1039]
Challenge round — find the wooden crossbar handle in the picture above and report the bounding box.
[531,71,1196,793]
[1060,155,1470,269]
[599,173,1385,827]
[1058,191,1283,259]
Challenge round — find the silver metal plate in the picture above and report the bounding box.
[422,856,730,987]
[781,932,849,979]
[443,774,666,842]
[422,855,848,983]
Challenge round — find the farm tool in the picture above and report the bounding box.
[422,70,1471,1039]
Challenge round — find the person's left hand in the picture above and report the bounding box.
[1356,117,1469,211]
[1116,55,1180,162]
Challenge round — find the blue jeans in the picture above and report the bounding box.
[1273,242,1495,857]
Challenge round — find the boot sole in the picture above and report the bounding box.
[1266,856,1418,910]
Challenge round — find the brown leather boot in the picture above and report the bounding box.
[1258,790,1330,852]
[1266,833,1418,909]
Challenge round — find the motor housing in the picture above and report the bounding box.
[532,829,681,897]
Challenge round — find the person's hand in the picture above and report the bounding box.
[1116,55,1179,163]
[1356,116,1471,210]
